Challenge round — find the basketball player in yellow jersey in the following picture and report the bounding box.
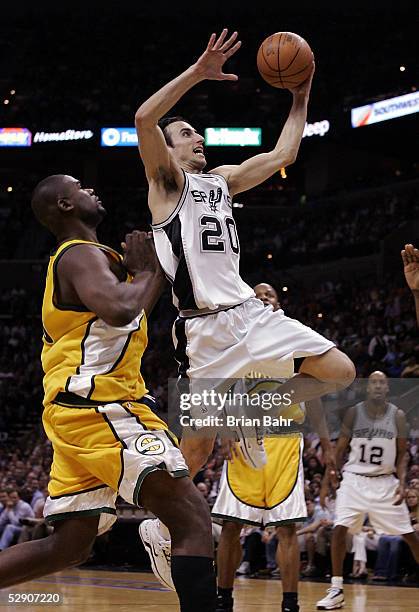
[0,174,217,612]
[213,283,336,612]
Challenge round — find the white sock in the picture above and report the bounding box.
[331,576,343,589]
[157,520,171,541]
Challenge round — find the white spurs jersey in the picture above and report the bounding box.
[152,170,254,312]
[344,402,399,476]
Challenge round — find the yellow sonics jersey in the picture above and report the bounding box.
[41,239,147,407]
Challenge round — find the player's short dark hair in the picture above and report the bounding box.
[158,115,187,147]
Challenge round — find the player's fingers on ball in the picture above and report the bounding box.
[121,242,126,251]
[220,31,238,52]
[225,41,242,59]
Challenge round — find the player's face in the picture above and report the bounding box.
[63,176,106,226]
[366,373,389,400]
[254,284,280,310]
[168,121,206,171]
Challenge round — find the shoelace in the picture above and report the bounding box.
[326,587,341,597]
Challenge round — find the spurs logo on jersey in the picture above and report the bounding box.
[152,171,254,312]
[344,402,398,476]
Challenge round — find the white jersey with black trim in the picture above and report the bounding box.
[343,402,398,476]
[152,170,254,312]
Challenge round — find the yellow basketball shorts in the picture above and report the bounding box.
[42,394,188,535]
[212,435,306,527]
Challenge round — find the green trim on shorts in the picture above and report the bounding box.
[133,466,190,506]
[211,512,263,527]
[45,507,116,523]
[172,469,189,479]
[265,516,307,527]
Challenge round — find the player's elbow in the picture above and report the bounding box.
[135,108,156,128]
[282,150,298,167]
[101,305,140,327]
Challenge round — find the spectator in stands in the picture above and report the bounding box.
[296,498,332,577]
[349,524,379,579]
[0,489,34,550]
[0,490,8,513]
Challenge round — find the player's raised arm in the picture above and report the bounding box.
[135,29,241,183]
[401,243,419,325]
[211,65,314,197]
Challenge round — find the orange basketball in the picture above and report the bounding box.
[257,32,314,89]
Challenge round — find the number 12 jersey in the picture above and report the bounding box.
[344,402,399,476]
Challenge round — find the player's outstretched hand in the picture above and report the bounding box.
[121,230,163,276]
[289,61,315,96]
[194,28,241,81]
[401,243,419,292]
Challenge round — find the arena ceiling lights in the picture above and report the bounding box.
[351,91,419,128]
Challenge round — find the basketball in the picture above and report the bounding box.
[257,32,314,89]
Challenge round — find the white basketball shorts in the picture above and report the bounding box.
[334,471,413,535]
[173,297,335,383]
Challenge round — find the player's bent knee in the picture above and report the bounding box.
[338,353,356,385]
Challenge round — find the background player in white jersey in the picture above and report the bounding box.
[134,29,355,585]
[213,283,336,612]
[317,371,419,610]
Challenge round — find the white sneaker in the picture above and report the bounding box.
[139,519,175,590]
[316,587,345,610]
[236,561,250,575]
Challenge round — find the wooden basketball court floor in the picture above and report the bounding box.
[1,570,417,611]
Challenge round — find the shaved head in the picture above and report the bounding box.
[31,174,105,237]
[254,283,280,310]
[368,370,387,381]
[31,174,71,230]
[367,370,389,401]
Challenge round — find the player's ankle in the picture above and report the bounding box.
[282,591,299,612]
[218,586,233,598]
[331,576,343,589]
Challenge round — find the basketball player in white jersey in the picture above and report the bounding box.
[317,371,419,610]
[134,29,355,586]
[401,243,419,325]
